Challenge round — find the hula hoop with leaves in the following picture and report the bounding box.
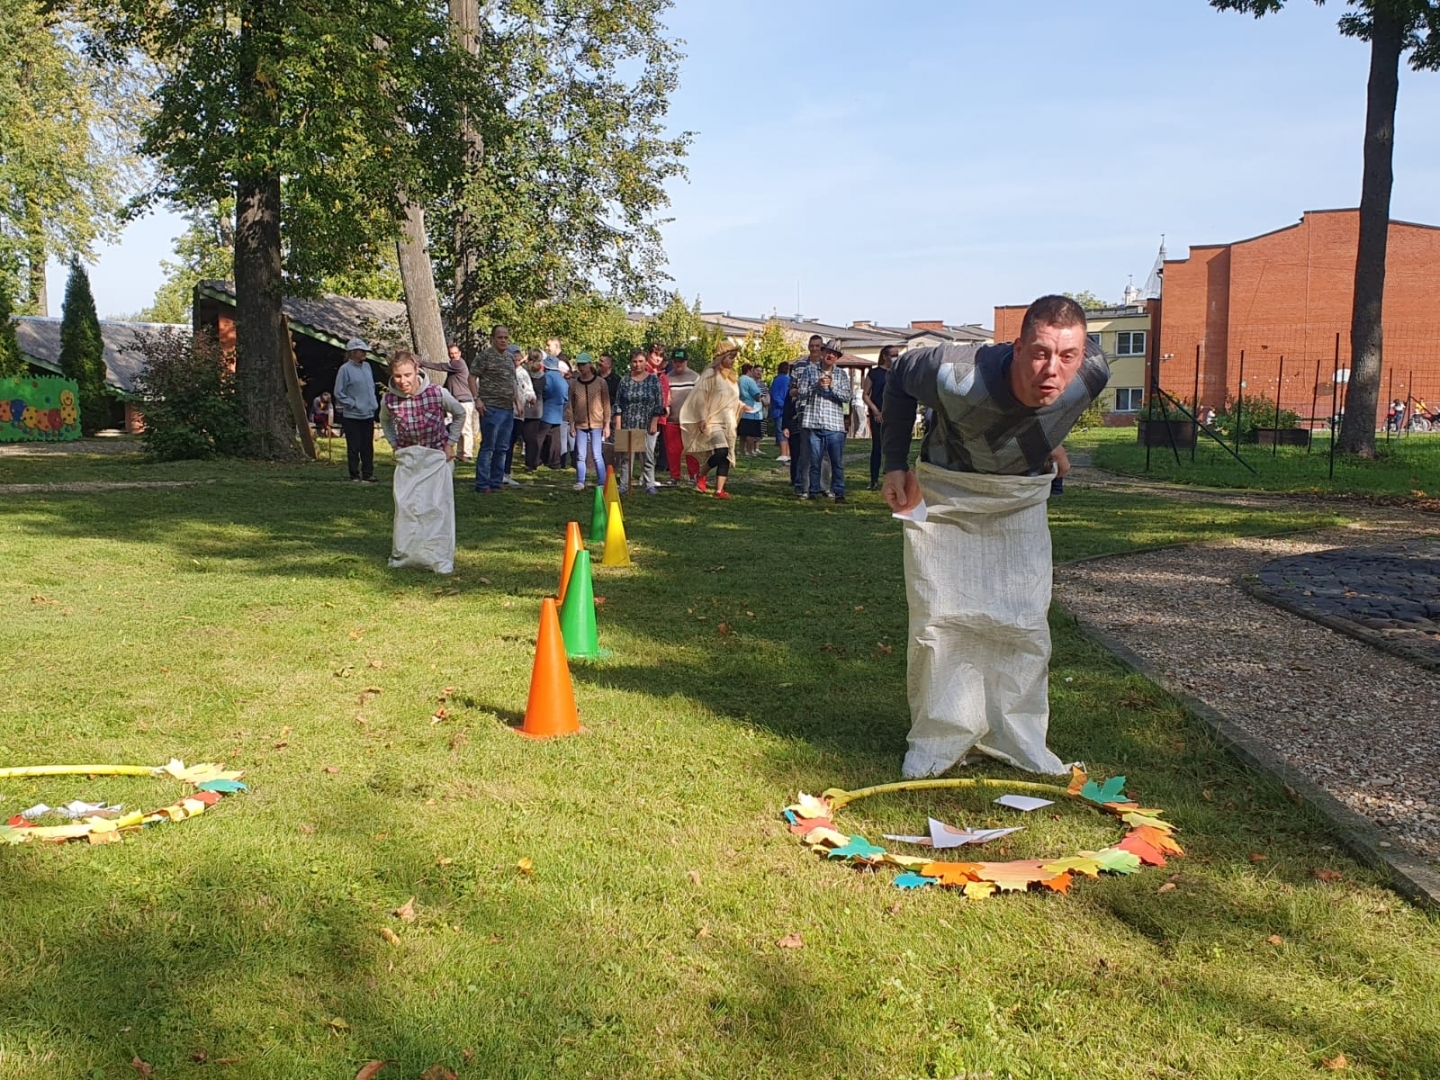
[782,768,1183,900]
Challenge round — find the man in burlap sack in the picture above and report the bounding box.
[379,351,467,574]
[881,295,1109,777]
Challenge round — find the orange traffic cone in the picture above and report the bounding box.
[600,496,630,567]
[519,597,582,739]
[558,521,584,603]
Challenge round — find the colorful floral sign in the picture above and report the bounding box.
[0,376,83,442]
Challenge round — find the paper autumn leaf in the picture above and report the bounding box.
[974,860,1052,892]
[1088,847,1143,874]
[131,1057,155,1078]
[420,1066,457,1080]
[775,932,804,949]
[394,897,416,922]
[1121,812,1174,832]
[800,826,849,849]
[1041,855,1103,879]
[788,816,834,836]
[882,852,934,869]
[196,779,248,793]
[1067,766,1088,796]
[1080,776,1128,805]
[788,793,830,819]
[355,1062,394,1080]
[1132,825,1184,857]
[827,836,886,860]
[920,861,982,886]
[1312,869,1344,883]
[1040,873,1073,894]
[962,881,997,901]
[892,871,935,890]
[1117,832,1168,867]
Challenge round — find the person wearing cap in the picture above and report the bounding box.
[786,334,824,495]
[418,342,478,461]
[679,342,742,500]
[564,353,611,491]
[467,325,519,494]
[334,338,380,482]
[793,338,851,503]
[881,294,1110,778]
[663,346,700,483]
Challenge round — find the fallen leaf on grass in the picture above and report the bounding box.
[517,857,534,874]
[323,766,340,775]
[464,1048,474,1063]
[1313,868,1344,883]
[1322,1052,1348,1070]
[420,1065,457,1080]
[775,932,804,949]
[326,1017,350,1032]
[1248,852,1267,864]
[191,1050,208,1064]
[368,659,383,669]
[478,577,492,585]
[379,927,400,945]
[355,1062,394,1080]
[430,707,449,725]
[593,595,606,606]
[1157,882,1177,894]
[31,594,56,605]
[436,856,454,867]
[486,933,503,945]
[273,740,289,749]
[687,870,701,886]
[394,897,416,922]
[299,822,316,835]
[131,1058,154,1078]
[1267,934,1284,946]
[717,621,731,635]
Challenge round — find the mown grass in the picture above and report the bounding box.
[1071,426,1440,498]
[1,449,1434,1080]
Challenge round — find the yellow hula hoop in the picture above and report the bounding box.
[0,764,159,780]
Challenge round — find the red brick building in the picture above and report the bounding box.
[1153,209,1440,426]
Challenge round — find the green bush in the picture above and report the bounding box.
[133,329,247,459]
[1214,393,1300,439]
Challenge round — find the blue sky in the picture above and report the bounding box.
[76,1,1440,329]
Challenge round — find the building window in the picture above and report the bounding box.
[1114,388,1143,412]
[1087,332,1101,350]
[1115,331,1146,356]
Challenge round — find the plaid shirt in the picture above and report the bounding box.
[614,374,665,430]
[382,384,449,450]
[793,362,850,432]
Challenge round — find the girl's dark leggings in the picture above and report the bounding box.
[705,448,730,477]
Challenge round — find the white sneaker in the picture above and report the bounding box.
[572,482,586,491]
[504,476,520,488]
[777,455,791,463]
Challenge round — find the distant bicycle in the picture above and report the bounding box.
[1410,415,1432,433]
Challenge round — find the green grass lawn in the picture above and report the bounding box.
[1071,426,1440,498]
[1,450,1435,1080]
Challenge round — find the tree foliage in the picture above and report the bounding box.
[440,0,690,333]
[58,258,109,433]
[0,0,149,311]
[738,320,802,378]
[132,328,247,459]
[0,270,23,376]
[1211,0,1440,456]
[1062,291,1113,311]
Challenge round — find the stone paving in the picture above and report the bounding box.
[1251,538,1440,670]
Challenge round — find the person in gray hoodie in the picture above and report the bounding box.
[333,337,381,482]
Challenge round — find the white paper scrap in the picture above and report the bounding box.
[892,498,928,524]
[20,804,51,820]
[928,818,1024,848]
[882,833,933,847]
[57,801,123,819]
[994,794,1054,813]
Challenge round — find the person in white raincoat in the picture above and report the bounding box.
[379,351,467,574]
[880,295,1110,777]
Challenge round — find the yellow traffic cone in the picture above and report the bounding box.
[600,496,631,566]
[603,469,620,510]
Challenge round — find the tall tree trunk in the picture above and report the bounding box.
[1338,7,1402,457]
[233,0,298,459]
[395,203,449,362]
[449,0,484,364]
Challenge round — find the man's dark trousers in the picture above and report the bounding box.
[342,416,375,480]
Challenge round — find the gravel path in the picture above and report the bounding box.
[1056,479,1440,867]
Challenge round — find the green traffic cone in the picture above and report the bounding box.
[589,485,608,544]
[558,550,601,661]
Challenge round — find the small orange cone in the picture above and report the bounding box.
[519,598,582,738]
[558,521,584,603]
[600,496,631,566]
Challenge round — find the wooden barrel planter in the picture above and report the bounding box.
[1249,428,1311,448]
[1136,420,1197,449]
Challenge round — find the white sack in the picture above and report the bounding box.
[389,445,455,574]
[901,461,1064,777]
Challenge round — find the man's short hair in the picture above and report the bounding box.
[778,361,791,374]
[1019,295,1087,343]
[808,334,823,345]
[490,324,510,338]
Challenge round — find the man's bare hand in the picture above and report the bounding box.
[882,468,920,513]
[444,442,457,462]
[1049,444,1070,478]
